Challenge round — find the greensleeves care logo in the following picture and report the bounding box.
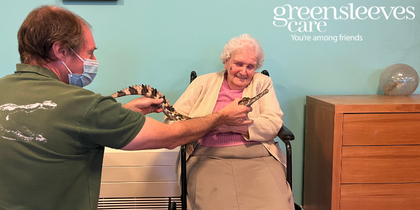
[273,3,415,33]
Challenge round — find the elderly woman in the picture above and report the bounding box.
[166,34,294,210]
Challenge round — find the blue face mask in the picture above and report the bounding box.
[61,49,98,87]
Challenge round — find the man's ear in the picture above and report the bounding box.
[51,41,69,61]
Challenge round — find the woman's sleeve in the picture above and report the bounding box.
[246,76,283,142]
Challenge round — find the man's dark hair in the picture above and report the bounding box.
[18,6,89,65]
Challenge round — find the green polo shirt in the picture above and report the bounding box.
[0,64,145,210]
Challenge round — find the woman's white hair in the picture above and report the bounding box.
[220,34,265,69]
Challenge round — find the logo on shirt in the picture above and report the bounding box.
[0,101,57,142]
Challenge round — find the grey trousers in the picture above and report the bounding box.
[186,143,295,210]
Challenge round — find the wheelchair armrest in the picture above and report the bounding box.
[277,125,295,141]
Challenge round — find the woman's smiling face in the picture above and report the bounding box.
[224,47,257,90]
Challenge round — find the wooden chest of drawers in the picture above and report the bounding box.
[303,95,420,210]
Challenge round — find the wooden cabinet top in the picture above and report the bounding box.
[306,94,420,113]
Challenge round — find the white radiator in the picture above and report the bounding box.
[99,147,181,209]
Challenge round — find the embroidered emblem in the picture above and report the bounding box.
[0,101,57,142]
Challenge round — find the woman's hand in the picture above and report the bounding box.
[217,98,253,126]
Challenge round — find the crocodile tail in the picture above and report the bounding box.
[111,84,167,102]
